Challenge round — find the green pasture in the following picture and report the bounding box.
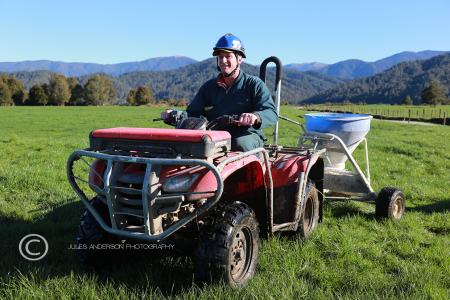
[0,106,449,299]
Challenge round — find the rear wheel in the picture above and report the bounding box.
[376,187,405,220]
[195,202,260,289]
[297,181,320,239]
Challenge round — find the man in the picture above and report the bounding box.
[161,33,277,151]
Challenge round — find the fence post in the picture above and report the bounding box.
[444,112,447,126]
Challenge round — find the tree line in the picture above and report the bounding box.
[0,74,159,106]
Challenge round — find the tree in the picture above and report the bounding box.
[0,82,12,106]
[126,88,136,105]
[134,86,154,105]
[69,84,85,105]
[84,75,116,105]
[28,84,48,105]
[0,75,26,105]
[47,74,70,105]
[402,95,413,105]
[66,77,79,91]
[421,80,447,105]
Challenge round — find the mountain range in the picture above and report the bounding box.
[285,50,447,79]
[0,51,447,79]
[6,58,343,104]
[93,59,344,103]
[0,56,197,77]
[2,51,449,105]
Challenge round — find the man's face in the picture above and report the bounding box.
[217,51,242,74]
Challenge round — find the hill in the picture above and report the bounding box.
[313,50,447,79]
[304,53,450,104]
[101,58,344,103]
[3,70,55,89]
[284,62,328,72]
[6,58,344,104]
[0,56,197,76]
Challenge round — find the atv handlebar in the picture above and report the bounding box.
[154,113,249,131]
[206,115,244,130]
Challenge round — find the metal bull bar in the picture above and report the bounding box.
[67,150,223,242]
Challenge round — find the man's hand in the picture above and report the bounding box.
[238,113,259,126]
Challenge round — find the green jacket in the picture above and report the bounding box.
[186,71,278,140]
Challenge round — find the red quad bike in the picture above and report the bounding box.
[67,57,404,289]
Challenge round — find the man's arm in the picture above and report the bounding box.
[250,79,278,129]
[186,84,207,118]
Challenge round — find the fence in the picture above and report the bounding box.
[302,105,449,126]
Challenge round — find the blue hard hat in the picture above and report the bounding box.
[212,33,246,58]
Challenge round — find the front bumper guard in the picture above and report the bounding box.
[67,150,224,242]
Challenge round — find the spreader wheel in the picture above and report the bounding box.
[194,202,260,289]
[375,187,406,220]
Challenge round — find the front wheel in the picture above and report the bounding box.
[376,187,406,220]
[76,197,117,266]
[195,202,260,289]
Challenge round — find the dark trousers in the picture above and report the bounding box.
[231,133,264,152]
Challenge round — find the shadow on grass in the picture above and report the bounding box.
[0,199,199,297]
[326,198,450,219]
[325,200,375,220]
[407,198,450,214]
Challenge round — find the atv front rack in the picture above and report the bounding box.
[67,148,275,242]
[67,150,224,242]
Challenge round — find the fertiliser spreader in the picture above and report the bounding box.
[299,113,406,220]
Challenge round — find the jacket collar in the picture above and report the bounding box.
[216,71,244,90]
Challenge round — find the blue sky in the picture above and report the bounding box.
[1,0,449,65]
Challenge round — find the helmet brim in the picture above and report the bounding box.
[212,48,246,58]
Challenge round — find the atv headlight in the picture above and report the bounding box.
[162,173,200,193]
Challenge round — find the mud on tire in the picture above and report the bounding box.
[194,202,260,289]
[297,181,320,239]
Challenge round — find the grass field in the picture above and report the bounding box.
[0,106,449,299]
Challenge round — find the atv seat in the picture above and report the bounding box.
[89,127,231,158]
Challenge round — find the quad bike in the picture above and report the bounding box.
[67,56,405,289]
